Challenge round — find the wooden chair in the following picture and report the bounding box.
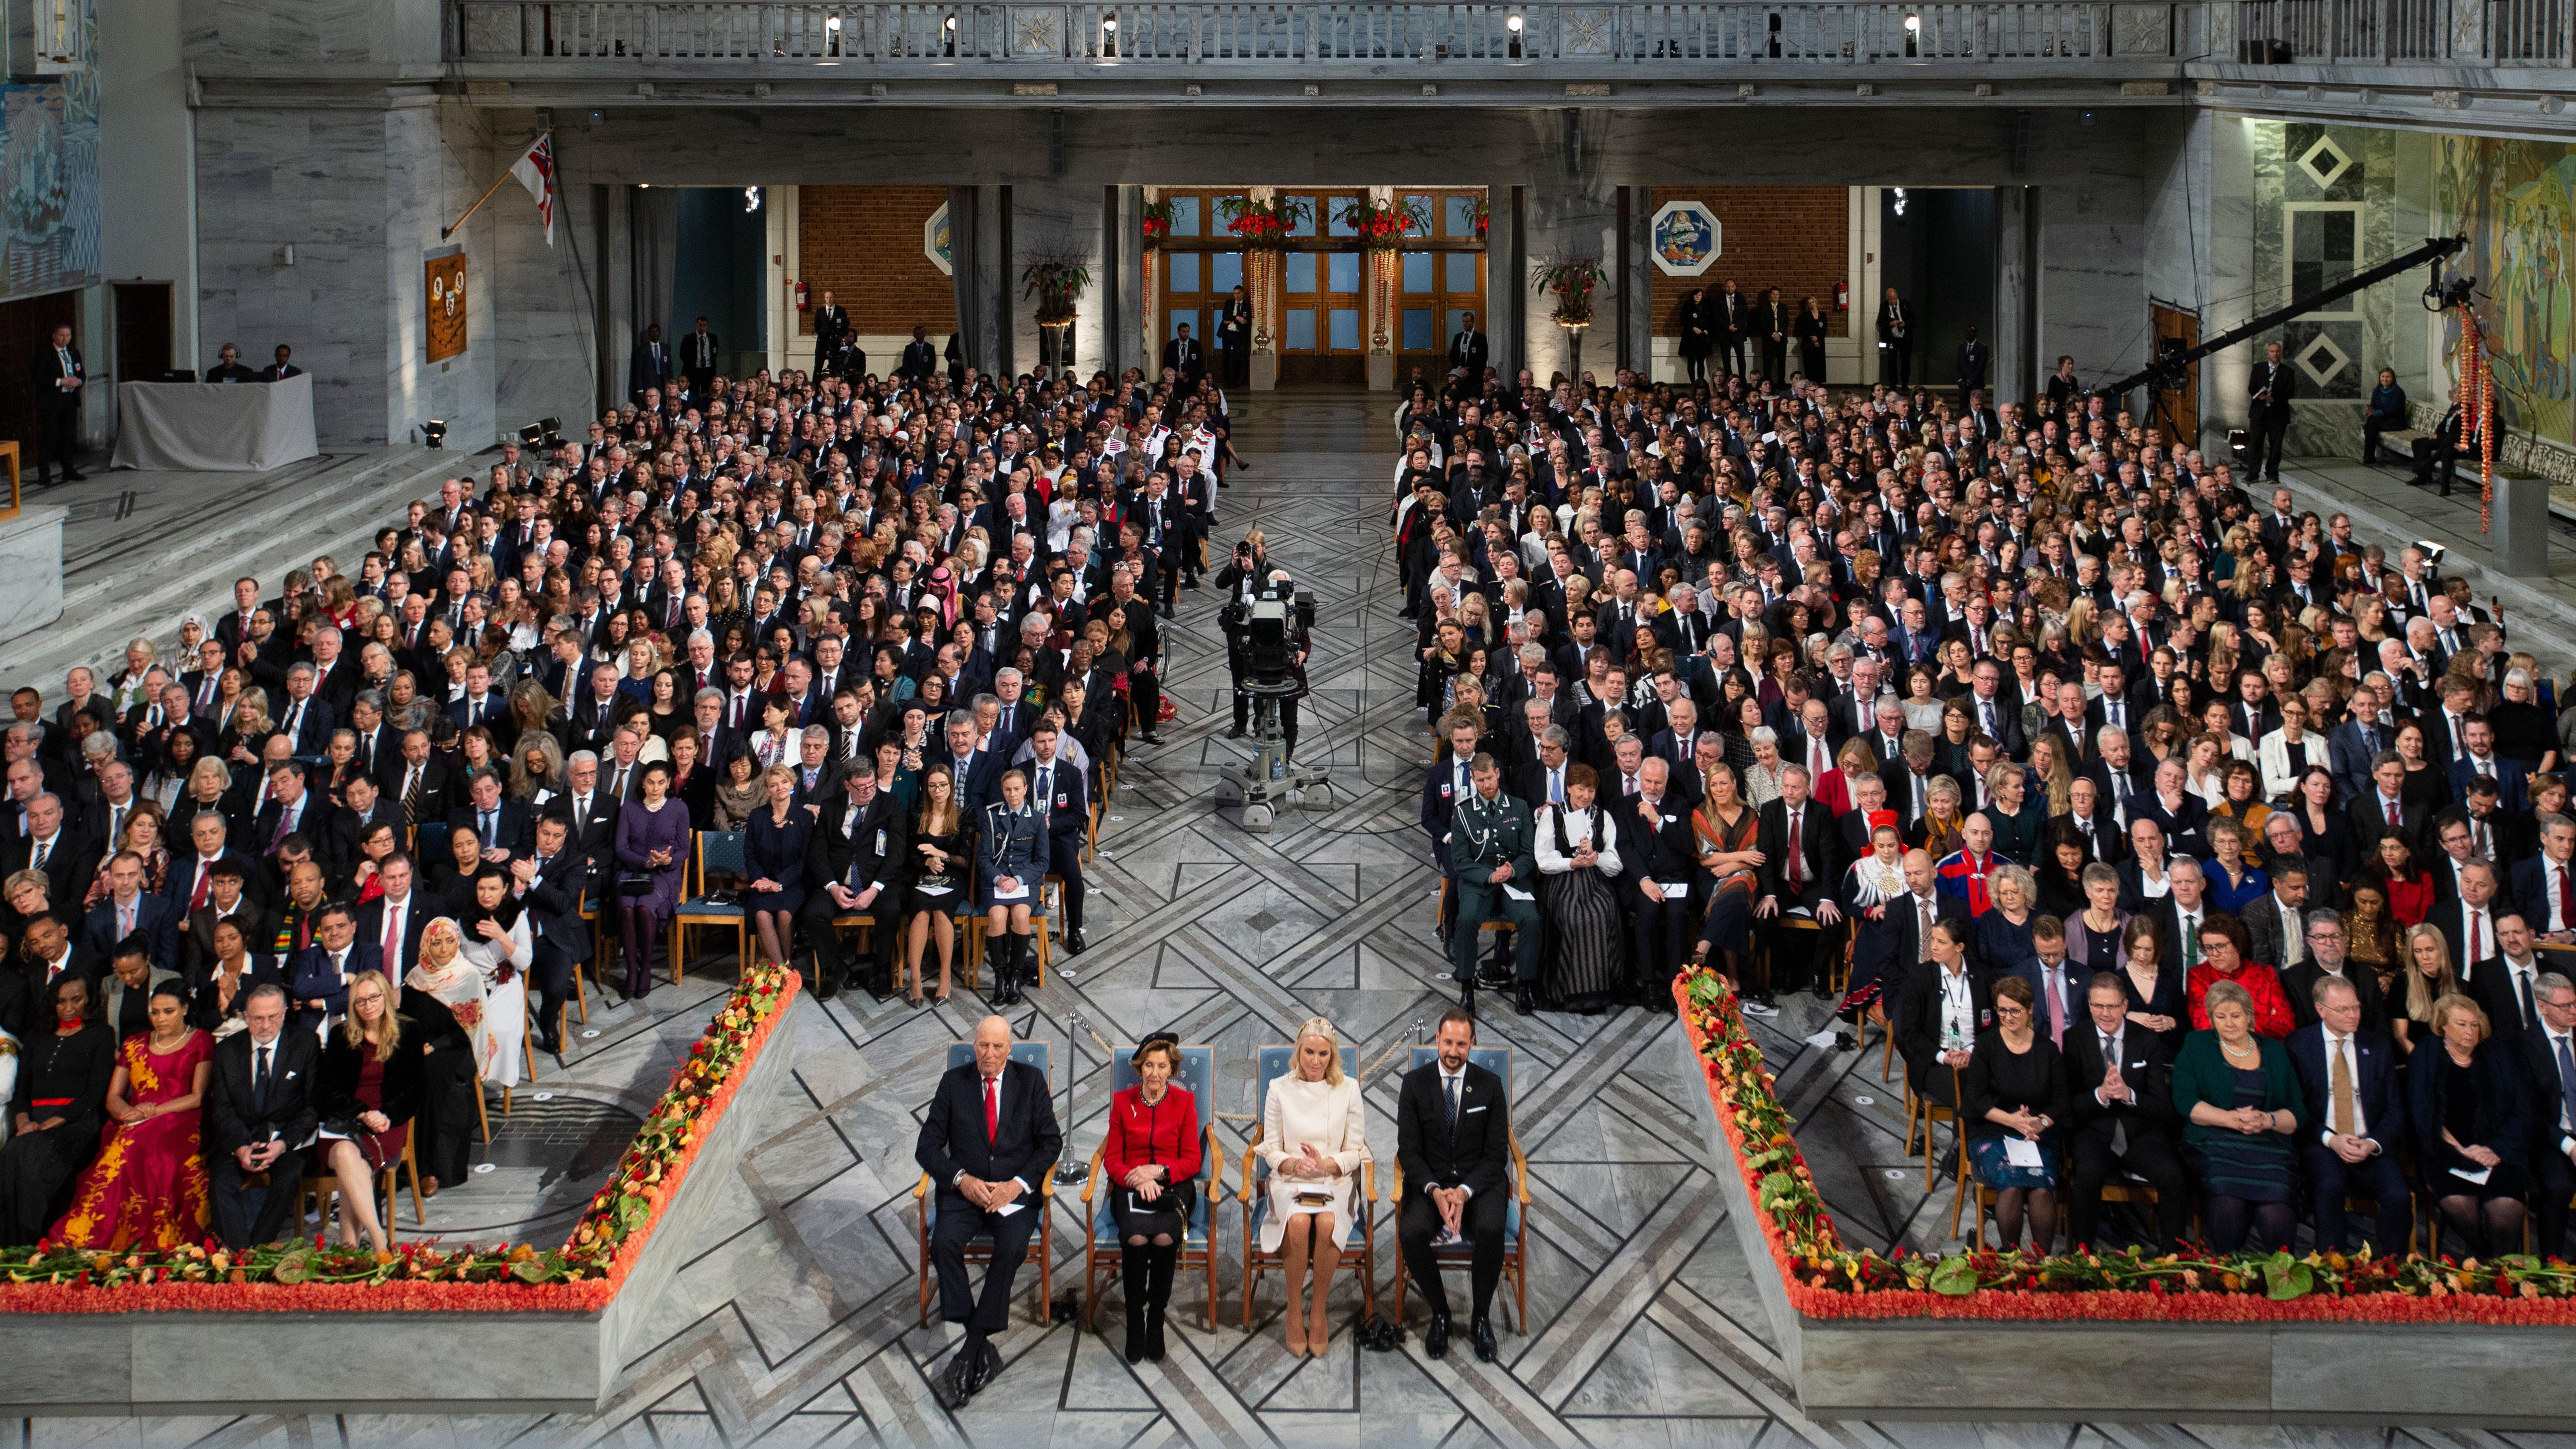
[914,1039,1055,1325]
[1762,916,1825,1000]
[963,908,1051,993]
[672,830,749,983]
[2335,1194,2415,1255]
[299,1132,426,1234]
[1239,1044,1376,1327]
[1905,1065,1963,1195]
[1083,1043,1222,1331]
[1390,1045,1532,1333]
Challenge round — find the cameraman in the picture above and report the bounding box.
[1217,532,1274,742]
[1222,565,1309,761]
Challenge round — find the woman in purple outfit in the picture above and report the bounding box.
[613,759,691,998]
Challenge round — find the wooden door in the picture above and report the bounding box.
[2150,304,2200,447]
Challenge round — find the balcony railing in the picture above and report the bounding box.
[2231,0,2571,61]
[448,0,2135,65]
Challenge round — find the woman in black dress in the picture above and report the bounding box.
[901,765,972,1005]
[313,969,422,1253]
[1793,296,1830,382]
[1960,975,2071,1250]
[398,958,477,1198]
[0,975,114,1244]
[744,763,811,969]
[2411,992,2531,1259]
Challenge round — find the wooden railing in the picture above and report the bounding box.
[448,0,2134,64]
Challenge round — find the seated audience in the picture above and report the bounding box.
[2287,974,2412,1252]
[2411,991,2530,1260]
[204,982,318,1248]
[2173,977,2307,1252]
[49,982,209,1248]
[2063,970,2189,1251]
[313,968,418,1253]
[0,975,113,1244]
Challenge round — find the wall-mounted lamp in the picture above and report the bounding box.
[276,243,296,267]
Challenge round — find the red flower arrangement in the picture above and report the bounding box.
[1142,198,1174,250]
[1675,967,2576,1324]
[0,966,801,1314]
[1338,197,1427,252]
[1218,195,1310,253]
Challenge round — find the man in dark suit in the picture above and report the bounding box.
[2287,975,2413,1251]
[913,1016,1062,1407]
[1160,322,1205,391]
[260,344,302,382]
[2062,971,2190,1251]
[354,855,433,981]
[2246,339,2297,483]
[2448,716,2532,814]
[2281,911,2388,1036]
[514,814,588,1055]
[82,851,181,972]
[29,322,84,486]
[285,903,379,1035]
[627,322,671,401]
[2346,754,2429,853]
[1619,757,1699,1011]
[250,763,352,874]
[206,982,320,1248]
[1752,763,1842,1002]
[384,730,455,836]
[1865,848,1967,1026]
[898,324,939,382]
[936,711,1003,817]
[1025,724,1089,955]
[1395,1009,1513,1363]
[1448,313,1489,382]
[8,792,97,917]
[2474,912,2547,1039]
[446,772,527,869]
[679,316,721,399]
[182,860,273,981]
[810,289,849,375]
[1216,285,1253,388]
[801,767,909,1000]
[2518,970,2576,1258]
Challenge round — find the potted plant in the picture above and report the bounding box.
[1142,197,1174,250]
[1021,252,1091,326]
[1217,193,1311,250]
[1530,257,1610,327]
[1338,195,1428,251]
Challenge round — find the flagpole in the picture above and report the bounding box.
[442,130,550,241]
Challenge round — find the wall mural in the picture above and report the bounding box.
[2435,133,2576,451]
[0,77,99,300]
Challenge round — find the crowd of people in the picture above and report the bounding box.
[918,1007,1513,1409]
[0,325,1240,1251]
[1398,339,2576,1261]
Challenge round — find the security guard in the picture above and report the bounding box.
[1448,751,1542,1014]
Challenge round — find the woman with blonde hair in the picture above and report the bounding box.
[1256,1016,1367,1358]
[313,969,419,1253]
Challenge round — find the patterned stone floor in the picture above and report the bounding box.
[16,394,2436,1447]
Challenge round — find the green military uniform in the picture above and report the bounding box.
[1448,785,1542,984]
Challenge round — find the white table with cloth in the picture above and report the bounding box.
[110,374,320,471]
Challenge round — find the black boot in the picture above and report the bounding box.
[987,936,1014,1004]
[1122,1248,1149,1363]
[1144,1244,1175,1361]
[1011,932,1035,996]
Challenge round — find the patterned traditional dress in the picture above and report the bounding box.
[50,1030,214,1249]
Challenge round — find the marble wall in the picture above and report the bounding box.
[179,0,440,68]
[2247,117,2391,458]
[493,176,602,433]
[2035,114,2152,414]
[1008,179,1107,381]
[384,105,499,452]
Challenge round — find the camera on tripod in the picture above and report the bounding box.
[1232,580,1315,691]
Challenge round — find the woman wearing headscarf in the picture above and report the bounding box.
[454,866,532,1092]
[404,917,488,1193]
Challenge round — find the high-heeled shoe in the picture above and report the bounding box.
[1284,1295,1308,1357]
[1307,1284,1332,1356]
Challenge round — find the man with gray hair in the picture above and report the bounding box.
[207,979,321,1248]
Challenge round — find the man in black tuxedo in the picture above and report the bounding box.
[2246,339,2298,483]
[513,814,587,1055]
[2287,975,2413,1251]
[1714,279,1750,376]
[899,323,939,382]
[627,322,671,401]
[9,792,98,916]
[799,767,908,1000]
[1160,322,1205,391]
[1620,758,1699,1010]
[2062,972,2190,1251]
[29,322,84,486]
[680,316,721,399]
[1448,312,1489,381]
[1217,284,1253,389]
[811,289,849,375]
[206,983,320,1248]
[1395,1009,1512,1363]
[914,1016,1062,1407]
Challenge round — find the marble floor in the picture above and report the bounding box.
[14,399,2462,1448]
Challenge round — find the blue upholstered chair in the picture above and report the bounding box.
[1391,1044,1530,1332]
[1237,1043,1376,1326]
[913,1039,1056,1324]
[1080,1043,1221,1329]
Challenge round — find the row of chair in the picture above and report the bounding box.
[915,1039,1535,1336]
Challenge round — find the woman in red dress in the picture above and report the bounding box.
[2364,828,2436,929]
[1101,1035,1200,1365]
[49,984,212,1249]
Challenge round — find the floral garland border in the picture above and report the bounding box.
[0,967,802,1314]
[1674,967,2576,1324]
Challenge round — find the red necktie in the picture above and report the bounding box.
[1786,812,1804,890]
[383,903,401,963]
[2560,865,2575,934]
[2470,911,2484,964]
[2386,800,2400,827]
[982,1075,1000,1143]
[190,863,212,912]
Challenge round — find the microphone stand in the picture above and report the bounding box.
[1053,1009,1095,1186]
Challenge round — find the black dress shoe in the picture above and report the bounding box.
[1139,730,1165,746]
[942,1350,977,1406]
[811,973,838,1002]
[1227,724,1248,739]
[1424,1313,1451,1359]
[1512,985,1535,1016]
[973,1340,1002,1391]
[60,470,85,482]
[1064,930,1088,956]
[1471,1315,1498,1363]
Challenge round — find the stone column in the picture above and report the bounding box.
[1247,184,1279,392]
[1366,183,1395,392]
[1620,186,1652,380]
[1993,185,2036,406]
[1009,178,1107,380]
[1525,112,1617,384]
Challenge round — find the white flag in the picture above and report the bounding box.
[510,134,556,245]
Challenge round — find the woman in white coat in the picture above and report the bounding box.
[1258,1016,1369,1358]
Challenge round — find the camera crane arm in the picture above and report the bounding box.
[2101,234,2469,402]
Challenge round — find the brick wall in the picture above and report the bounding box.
[797,186,955,336]
[1647,187,1849,338]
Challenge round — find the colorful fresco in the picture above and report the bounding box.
[0,78,98,300]
[2434,133,2576,448]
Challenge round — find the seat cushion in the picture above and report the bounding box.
[678,900,744,917]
